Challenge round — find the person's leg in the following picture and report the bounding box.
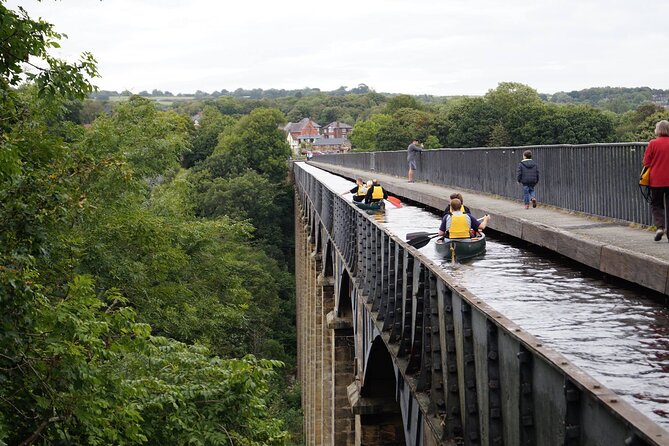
[530,185,537,208]
[522,185,530,208]
[651,188,666,240]
[408,167,414,182]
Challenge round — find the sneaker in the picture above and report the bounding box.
[655,229,664,241]
[531,198,537,208]
[524,204,529,209]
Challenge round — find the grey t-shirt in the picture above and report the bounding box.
[407,143,422,162]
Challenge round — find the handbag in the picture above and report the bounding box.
[639,166,651,202]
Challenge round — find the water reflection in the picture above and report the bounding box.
[300,163,669,428]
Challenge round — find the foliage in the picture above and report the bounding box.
[81,96,192,178]
[182,105,236,168]
[209,107,291,183]
[615,103,669,141]
[350,114,392,151]
[547,86,668,113]
[0,7,294,441]
[0,2,98,180]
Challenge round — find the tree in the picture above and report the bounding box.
[183,105,236,168]
[383,94,422,114]
[443,97,496,148]
[0,2,98,180]
[211,108,291,183]
[350,114,392,151]
[82,96,192,178]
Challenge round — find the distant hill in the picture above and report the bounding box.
[541,87,669,113]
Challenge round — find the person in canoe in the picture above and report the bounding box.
[342,177,368,202]
[438,198,481,241]
[443,193,490,231]
[365,179,388,204]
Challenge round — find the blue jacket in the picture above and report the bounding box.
[517,159,539,185]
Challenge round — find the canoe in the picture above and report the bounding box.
[354,201,385,211]
[435,233,486,261]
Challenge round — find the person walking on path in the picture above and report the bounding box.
[516,150,539,209]
[643,120,669,241]
[407,139,422,183]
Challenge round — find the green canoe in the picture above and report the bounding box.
[435,233,486,261]
[354,201,385,211]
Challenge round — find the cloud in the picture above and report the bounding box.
[8,0,669,95]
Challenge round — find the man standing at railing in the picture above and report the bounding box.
[407,138,422,183]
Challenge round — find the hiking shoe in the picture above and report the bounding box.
[531,198,537,208]
[655,229,664,241]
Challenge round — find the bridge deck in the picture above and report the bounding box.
[309,161,669,295]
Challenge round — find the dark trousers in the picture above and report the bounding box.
[650,187,669,229]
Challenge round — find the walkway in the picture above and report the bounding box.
[309,161,669,296]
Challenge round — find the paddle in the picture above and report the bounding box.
[387,196,402,208]
[407,233,441,249]
[406,231,435,240]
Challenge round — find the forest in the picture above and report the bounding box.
[82,84,669,156]
[1,4,299,445]
[2,2,669,446]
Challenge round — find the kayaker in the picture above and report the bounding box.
[438,198,481,240]
[365,179,388,204]
[443,193,490,231]
[344,177,368,202]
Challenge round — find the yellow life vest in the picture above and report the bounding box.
[356,185,367,196]
[449,213,471,239]
[371,186,384,200]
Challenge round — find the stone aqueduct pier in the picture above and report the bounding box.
[292,159,668,446]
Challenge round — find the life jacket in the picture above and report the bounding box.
[371,186,384,200]
[449,212,471,239]
[356,185,367,196]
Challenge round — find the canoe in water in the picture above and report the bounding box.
[354,201,385,211]
[435,233,486,261]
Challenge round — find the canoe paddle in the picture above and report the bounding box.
[387,196,402,208]
[407,233,441,249]
[406,231,435,240]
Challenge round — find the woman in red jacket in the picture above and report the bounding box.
[643,120,669,241]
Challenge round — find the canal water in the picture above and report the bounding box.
[300,163,669,429]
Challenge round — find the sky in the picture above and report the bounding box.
[8,0,669,96]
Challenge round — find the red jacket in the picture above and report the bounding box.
[643,136,669,187]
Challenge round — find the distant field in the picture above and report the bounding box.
[107,96,196,104]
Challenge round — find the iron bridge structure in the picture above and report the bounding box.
[293,163,668,446]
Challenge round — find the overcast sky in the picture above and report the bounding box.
[9,0,668,96]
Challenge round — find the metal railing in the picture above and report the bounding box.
[315,143,652,225]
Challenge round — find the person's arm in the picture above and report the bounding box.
[516,163,522,183]
[642,141,654,167]
[535,165,539,184]
[438,215,451,237]
[383,189,388,200]
[469,215,480,232]
[364,188,372,204]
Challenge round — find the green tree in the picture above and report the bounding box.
[183,105,236,168]
[383,94,422,114]
[350,114,392,151]
[211,108,291,183]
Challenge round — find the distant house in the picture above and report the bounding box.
[283,118,321,156]
[323,121,353,139]
[312,137,351,154]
